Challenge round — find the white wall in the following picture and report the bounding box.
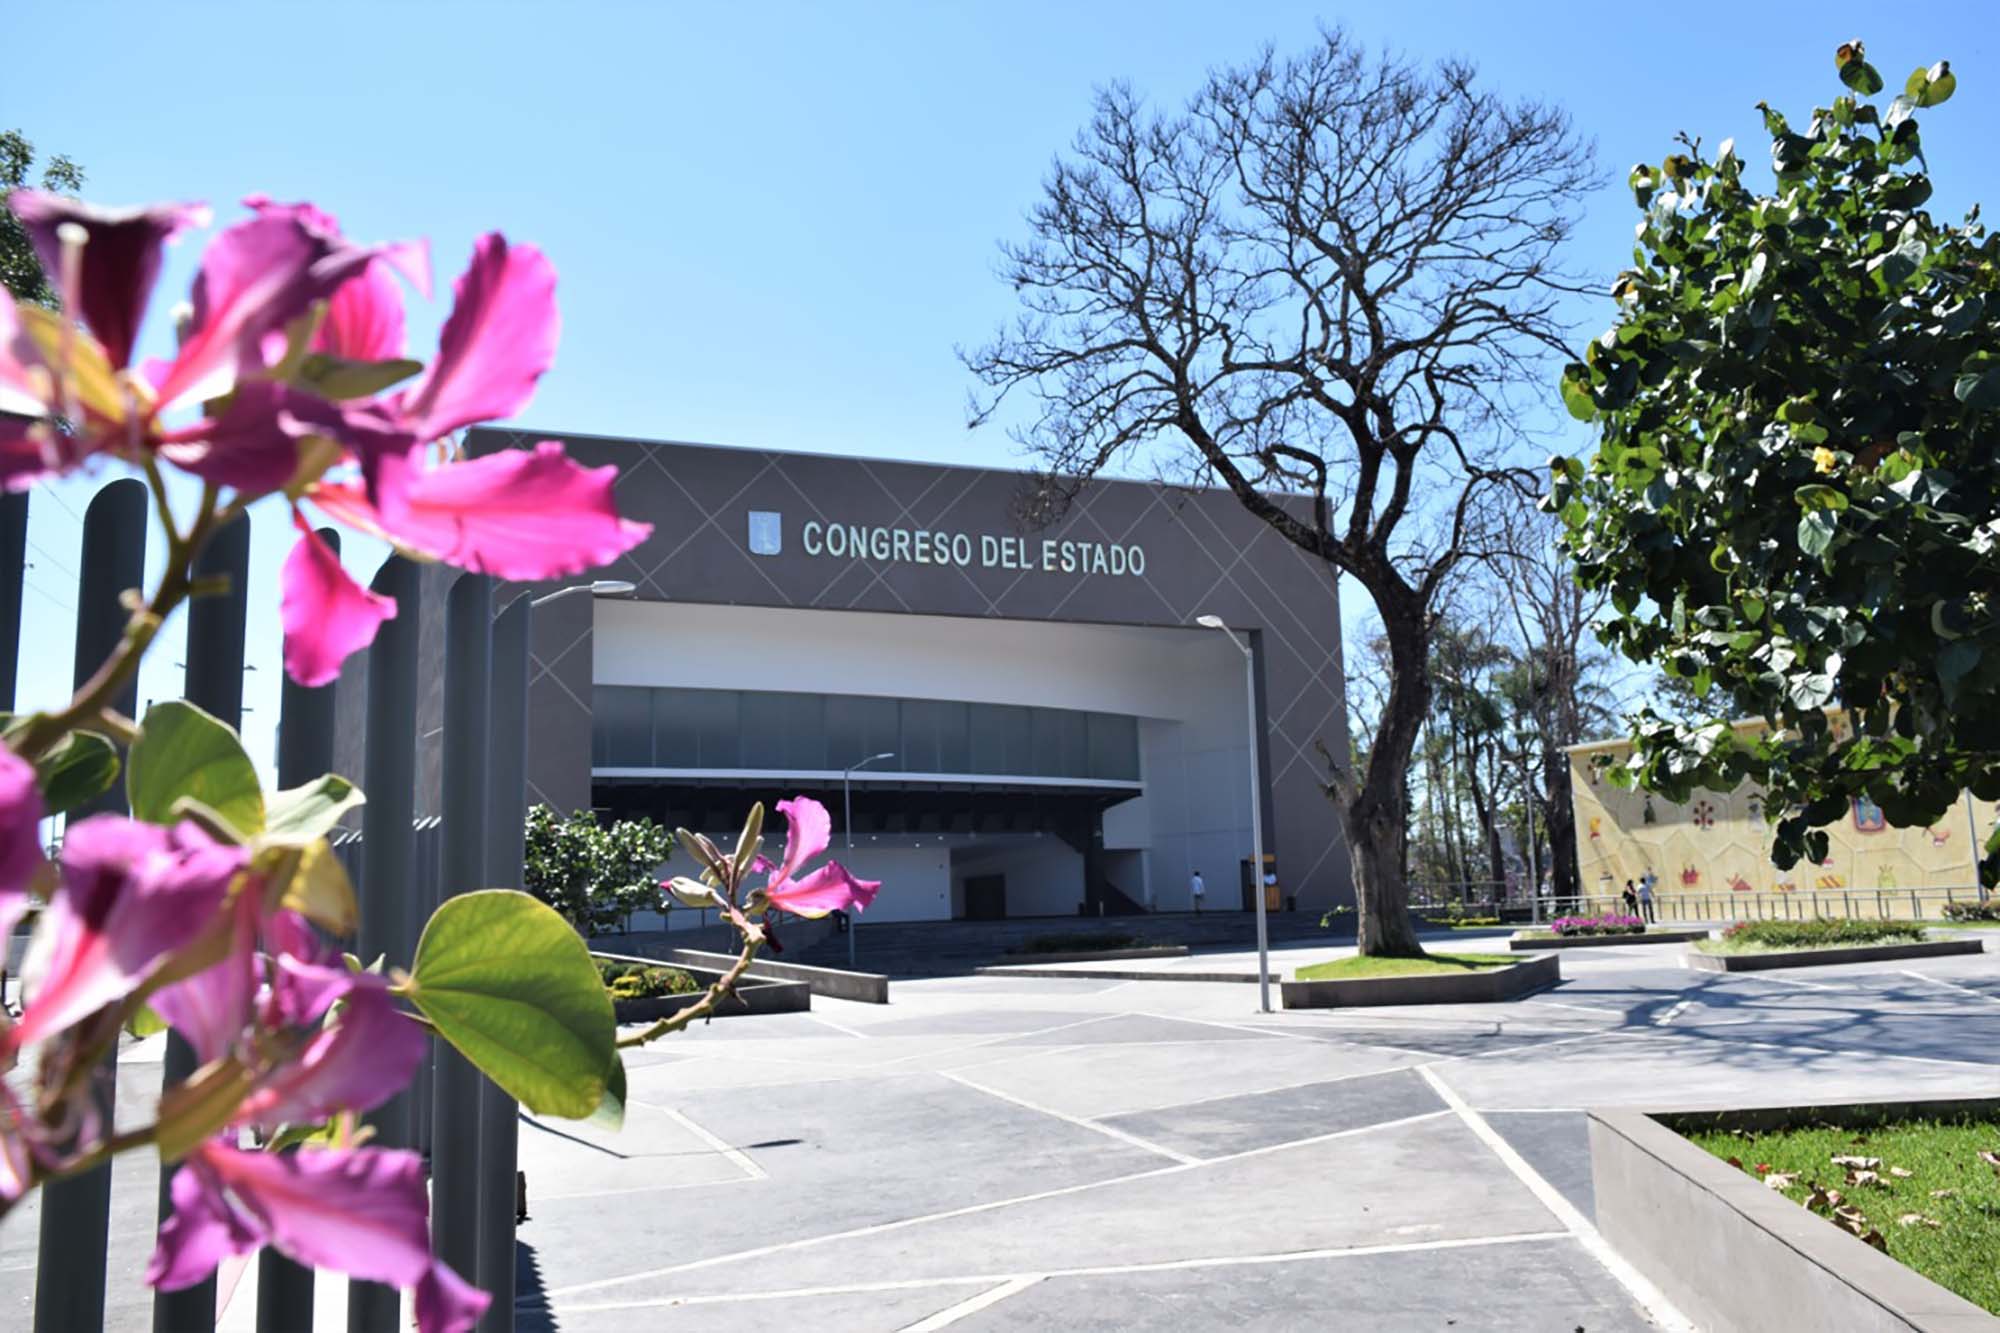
[593,601,1256,911]
[949,836,1085,919]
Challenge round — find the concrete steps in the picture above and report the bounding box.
[795,912,1334,978]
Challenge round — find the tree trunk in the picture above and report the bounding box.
[1331,593,1429,958]
[1542,749,1579,897]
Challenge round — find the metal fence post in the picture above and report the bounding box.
[35,478,147,1333]
[256,529,342,1333]
[0,491,24,709]
[433,575,491,1293]
[350,557,424,1333]
[476,594,531,1333]
[152,512,248,1332]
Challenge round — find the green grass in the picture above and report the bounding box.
[1686,1119,2000,1314]
[1694,918,1928,955]
[1295,951,1516,981]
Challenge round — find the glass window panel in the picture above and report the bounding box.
[694,690,741,768]
[592,687,652,767]
[1088,713,1139,781]
[999,705,1032,774]
[967,704,1007,773]
[1031,707,1088,777]
[738,690,788,769]
[935,700,970,773]
[900,699,940,773]
[780,692,826,770]
[652,688,703,768]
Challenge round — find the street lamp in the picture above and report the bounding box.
[843,751,896,967]
[1196,615,1270,1013]
[530,579,637,607]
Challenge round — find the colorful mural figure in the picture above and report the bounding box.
[1569,716,1985,906]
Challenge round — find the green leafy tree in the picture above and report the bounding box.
[1,130,84,304]
[523,804,675,935]
[1551,42,1997,877]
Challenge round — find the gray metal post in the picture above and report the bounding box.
[1242,638,1270,1014]
[432,575,491,1291]
[476,594,531,1333]
[0,491,24,709]
[349,556,424,1333]
[35,478,147,1333]
[257,530,341,1333]
[154,512,248,1332]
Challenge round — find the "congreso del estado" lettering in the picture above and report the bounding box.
[800,520,1147,577]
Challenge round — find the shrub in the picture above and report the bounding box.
[1942,901,2000,922]
[1551,913,1645,937]
[525,805,675,935]
[597,961,700,999]
[1718,918,1925,950]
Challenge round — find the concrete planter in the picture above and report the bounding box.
[976,963,1262,983]
[1508,929,1709,951]
[997,945,1188,965]
[595,952,811,1021]
[1688,937,1984,972]
[1590,1098,2000,1332]
[1280,951,1559,1009]
[657,947,890,1004]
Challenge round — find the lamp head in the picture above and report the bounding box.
[1195,614,1226,629]
[591,580,638,597]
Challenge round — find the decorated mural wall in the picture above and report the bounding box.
[1569,724,1997,900]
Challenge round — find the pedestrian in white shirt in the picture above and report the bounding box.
[1190,870,1206,913]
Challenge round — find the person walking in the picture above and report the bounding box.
[1622,878,1640,916]
[1637,871,1657,924]
[1190,869,1206,913]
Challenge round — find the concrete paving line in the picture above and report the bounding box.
[625,1101,770,1181]
[1416,1066,1696,1333]
[529,1174,772,1204]
[1620,1021,1994,1071]
[899,1276,1045,1331]
[938,1070,1202,1165]
[1451,1029,1612,1062]
[1900,969,2000,1006]
[548,1229,1576,1319]
[1651,999,1694,1027]
[1521,998,1630,1020]
[864,1012,1129,1069]
[805,1012,876,1039]
[1092,1059,1432,1121]
[1137,1010,1444,1061]
[540,1108,1458,1300]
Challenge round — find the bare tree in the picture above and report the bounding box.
[966,30,1593,955]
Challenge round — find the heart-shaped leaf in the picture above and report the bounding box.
[128,701,263,836]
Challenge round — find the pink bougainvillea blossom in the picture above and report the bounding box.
[149,1142,487,1333]
[754,797,880,919]
[8,817,244,1051]
[279,511,396,688]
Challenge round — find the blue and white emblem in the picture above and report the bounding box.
[747,510,783,556]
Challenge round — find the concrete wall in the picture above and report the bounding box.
[949,836,1085,919]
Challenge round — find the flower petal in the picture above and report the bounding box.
[280,513,396,687]
[178,1142,435,1289]
[764,860,879,920]
[0,744,45,934]
[13,819,241,1049]
[7,191,209,369]
[770,796,832,887]
[155,382,335,494]
[313,258,407,362]
[148,886,259,1065]
[147,1151,261,1290]
[394,233,557,441]
[365,440,650,580]
[414,1259,491,1333]
[0,286,51,419]
[155,209,376,410]
[238,984,426,1128]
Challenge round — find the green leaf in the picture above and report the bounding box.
[1742,596,1766,624]
[1939,641,1981,705]
[405,890,614,1118]
[1794,484,1849,512]
[295,354,424,402]
[1955,361,2000,411]
[33,730,119,816]
[1799,509,1838,559]
[588,1050,628,1132]
[264,774,366,840]
[127,701,264,836]
[1559,365,1597,422]
[1906,61,1956,108]
[1837,44,1884,97]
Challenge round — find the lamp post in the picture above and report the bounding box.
[529,579,637,608]
[1196,616,1269,1013]
[844,751,896,968]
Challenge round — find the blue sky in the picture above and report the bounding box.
[6,1,1997,774]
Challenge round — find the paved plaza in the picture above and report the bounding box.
[6,930,1998,1330]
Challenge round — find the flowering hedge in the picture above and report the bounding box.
[1550,913,1647,937]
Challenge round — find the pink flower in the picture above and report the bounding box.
[756,797,880,919]
[313,258,408,362]
[279,510,396,688]
[0,746,45,936]
[7,191,210,370]
[149,1142,488,1333]
[389,232,556,444]
[9,817,243,1051]
[234,980,425,1129]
